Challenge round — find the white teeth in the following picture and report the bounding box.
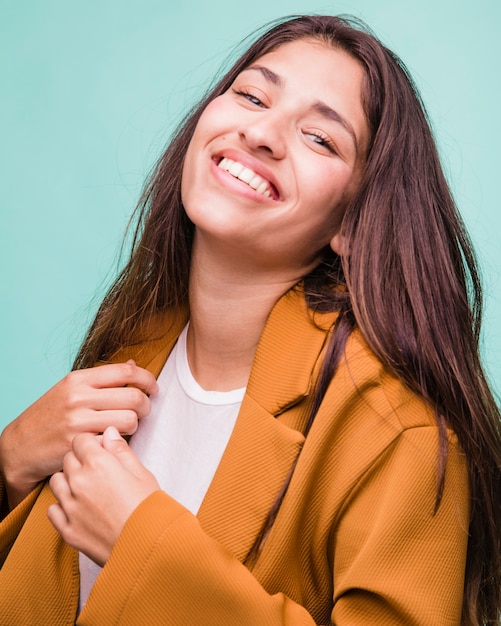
[238,167,255,184]
[229,161,244,177]
[217,157,273,198]
[249,176,262,190]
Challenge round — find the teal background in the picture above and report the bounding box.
[1,0,500,428]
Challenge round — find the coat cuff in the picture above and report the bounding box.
[78,490,192,624]
[0,481,44,565]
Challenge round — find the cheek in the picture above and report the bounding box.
[299,163,355,237]
[192,97,230,142]
[180,145,195,206]
[304,161,353,210]
[182,98,230,181]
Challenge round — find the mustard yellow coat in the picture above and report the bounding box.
[0,288,469,625]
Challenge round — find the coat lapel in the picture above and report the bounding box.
[197,288,336,561]
[0,293,335,621]
[108,290,336,563]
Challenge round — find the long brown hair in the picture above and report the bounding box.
[73,16,501,625]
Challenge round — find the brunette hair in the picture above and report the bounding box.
[73,15,501,625]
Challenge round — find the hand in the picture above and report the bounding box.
[0,361,158,509]
[48,426,160,566]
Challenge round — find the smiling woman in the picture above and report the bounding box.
[0,14,500,626]
[181,39,367,279]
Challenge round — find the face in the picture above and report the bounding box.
[182,38,369,277]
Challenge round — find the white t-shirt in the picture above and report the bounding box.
[78,324,244,611]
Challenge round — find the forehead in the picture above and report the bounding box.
[248,37,362,77]
[243,37,365,102]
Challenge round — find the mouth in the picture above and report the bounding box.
[216,157,280,200]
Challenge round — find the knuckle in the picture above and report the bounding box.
[68,391,85,409]
[71,432,87,449]
[61,375,87,411]
[142,396,152,417]
[128,386,145,407]
[70,471,88,494]
[62,370,80,391]
[61,524,77,547]
[120,411,138,435]
[48,472,60,490]
[65,408,84,431]
[119,361,135,379]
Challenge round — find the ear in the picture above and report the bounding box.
[329,231,350,256]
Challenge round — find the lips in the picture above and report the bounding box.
[215,155,280,201]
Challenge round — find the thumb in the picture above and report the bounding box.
[102,425,129,455]
[102,426,144,476]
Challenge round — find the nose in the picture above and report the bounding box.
[238,112,287,159]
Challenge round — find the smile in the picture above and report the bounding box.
[217,158,274,199]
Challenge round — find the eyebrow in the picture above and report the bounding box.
[244,64,358,151]
[311,101,357,149]
[247,64,284,87]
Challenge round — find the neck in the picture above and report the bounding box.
[186,241,301,391]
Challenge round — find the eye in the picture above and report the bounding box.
[303,131,337,154]
[233,89,266,108]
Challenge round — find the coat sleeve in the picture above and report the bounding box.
[0,479,44,566]
[330,427,469,625]
[77,427,469,626]
[77,491,317,625]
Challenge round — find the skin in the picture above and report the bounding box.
[14,39,369,566]
[48,427,159,566]
[183,38,368,390]
[181,38,368,279]
[0,361,158,509]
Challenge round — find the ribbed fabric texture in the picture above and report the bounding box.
[0,289,469,625]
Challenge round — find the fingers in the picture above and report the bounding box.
[70,432,106,464]
[101,426,146,476]
[83,386,153,418]
[82,361,159,396]
[2,360,158,507]
[102,425,125,446]
[70,429,142,478]
[48,429,159,566]
[47,501,69,532]
[87,409,139,436]
[49,470,72,503]
[61,360,160,435]
[50,448,85,506]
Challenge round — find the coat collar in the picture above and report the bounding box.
[127,287,336,562]
[1,288,336,624]
[198,288,335,561]
[127,287,336,413]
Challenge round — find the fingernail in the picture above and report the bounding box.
[106,426,122,441]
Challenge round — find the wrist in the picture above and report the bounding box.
[0,433,39,511]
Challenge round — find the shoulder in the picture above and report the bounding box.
[263,286,444,437]
[324,326,439,432]
[299,329,468,523]
[303,326,465,487]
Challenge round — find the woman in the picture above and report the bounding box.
[0,15,500,626]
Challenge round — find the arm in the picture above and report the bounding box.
[81,492,317,625]
[50,430,316,625]
[50,427,469,625]
[330,427,469,624]
[0,480,44,567]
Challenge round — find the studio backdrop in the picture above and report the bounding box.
[1,0,499,427]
